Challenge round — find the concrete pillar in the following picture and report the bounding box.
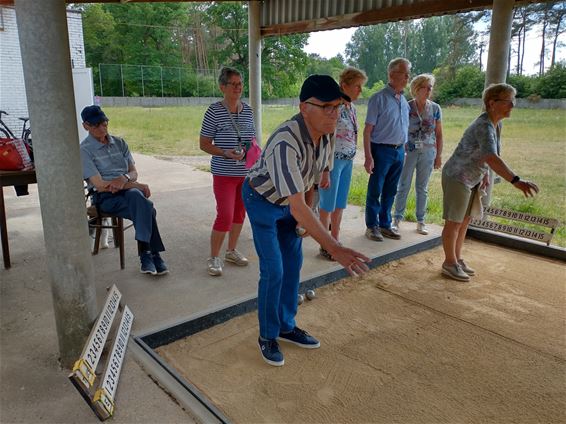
[483,0,514,206]
[485,0,514,86]
[248,1,262,145]
[15,0,97,368]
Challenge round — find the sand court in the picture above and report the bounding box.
[157,240,566,423]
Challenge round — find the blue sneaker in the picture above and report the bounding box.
[152,253,169,275]
[258,338,284,366]
[140,252,157,275]
[277,327,320,349]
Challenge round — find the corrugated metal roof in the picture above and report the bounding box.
[260,0,554,36]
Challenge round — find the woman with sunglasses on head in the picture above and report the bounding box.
[393,73,443,236]
[200,67,256,276]
[440,83,539,282]
[318,67,368,260]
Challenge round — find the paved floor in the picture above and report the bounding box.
[1,154,442,423]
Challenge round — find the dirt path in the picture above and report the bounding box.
[157,241,566,423]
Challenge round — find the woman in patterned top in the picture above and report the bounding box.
[318,67,367,260]
[441,83,538,282]
[200,67,256,276]
[393,74,443,236]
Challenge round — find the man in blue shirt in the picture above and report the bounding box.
[80,105,168,276]
[363,58,411,241]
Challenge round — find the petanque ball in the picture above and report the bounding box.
[298,294,305,305]
[306,289,316,300]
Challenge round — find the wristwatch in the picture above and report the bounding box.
[123,173,131,182]
[510,175,520,184]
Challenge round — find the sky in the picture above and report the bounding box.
[303,26,564,76]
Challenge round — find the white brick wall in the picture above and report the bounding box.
[0,7,85,134]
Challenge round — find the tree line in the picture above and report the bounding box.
[78,1,566,102]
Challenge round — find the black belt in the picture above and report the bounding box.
[379,143,404,149]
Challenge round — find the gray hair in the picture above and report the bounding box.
[410,73,435,97]
[388,58,411,73]
[482,83,517,108]
[218,67,242,85]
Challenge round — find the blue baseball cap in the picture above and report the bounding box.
[81,105,108,125]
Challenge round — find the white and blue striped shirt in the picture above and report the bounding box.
[200,101,256,176]
[248,113,334,206]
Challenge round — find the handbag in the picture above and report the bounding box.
[223,102,261,169]
[244,137,261,169]
[0,138,34,171]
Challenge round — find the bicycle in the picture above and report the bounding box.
[0,110,32,143]
[0,110,32,160]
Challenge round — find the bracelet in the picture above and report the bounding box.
[510,175,520,184]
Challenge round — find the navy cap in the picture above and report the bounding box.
[299,74,351,103]
[81,105,108,125]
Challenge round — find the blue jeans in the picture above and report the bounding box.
[394,147,436,223]
[319,158,353,212]
[365,144,405,229]
[94,189,165,253]
[242,181,302,340]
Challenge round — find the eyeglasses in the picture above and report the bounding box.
[495,99,516,106]
[305,101,341,114]
[225,82,243,88]
[88,120,108,128]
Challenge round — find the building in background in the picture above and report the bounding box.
[0,6,89,138]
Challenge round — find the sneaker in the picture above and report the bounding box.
[277,327,320,349]
[152,253,169,275]
[380,226,401,240]
[417,222,429,235]
[365,227,384,242]
[441,263,470,282]
[392,218,401,230]
[224,249,249,266]
[458,259,476,276]
[319,247,335,261]
[258,338,284,366]
[207,256,223,276]
[140,252,157,275]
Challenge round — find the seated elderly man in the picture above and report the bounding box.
[79,105,168,275]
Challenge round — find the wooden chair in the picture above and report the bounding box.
[85,188,131,269]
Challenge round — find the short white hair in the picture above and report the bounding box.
[388,58,411,73]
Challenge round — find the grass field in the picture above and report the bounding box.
[104,104,566,247]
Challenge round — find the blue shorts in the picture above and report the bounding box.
[319,158,353,212]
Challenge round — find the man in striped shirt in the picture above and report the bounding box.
[243,75,370,367]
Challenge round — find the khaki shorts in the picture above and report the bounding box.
[441,172,479,223]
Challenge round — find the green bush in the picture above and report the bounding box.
[507,74,537,98]
[535,63,566,99]
[434,65,485,104]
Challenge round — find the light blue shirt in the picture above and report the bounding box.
[365,85,410,146]
[80,134,134,186]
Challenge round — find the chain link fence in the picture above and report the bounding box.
[96,64,223,98]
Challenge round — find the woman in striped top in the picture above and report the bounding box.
[200,67,256,276]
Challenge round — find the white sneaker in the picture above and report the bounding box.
[417,222,429,235]
[225,249,249,266]
[207,256,223,276]
[100,218,111,249]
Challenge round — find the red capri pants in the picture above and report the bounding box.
[212,175,246,232]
